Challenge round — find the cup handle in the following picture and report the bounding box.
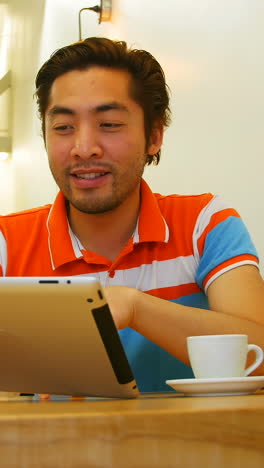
[244,344,264,376]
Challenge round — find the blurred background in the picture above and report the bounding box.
[0,0,264,272]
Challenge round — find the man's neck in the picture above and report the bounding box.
[67,188,141,262]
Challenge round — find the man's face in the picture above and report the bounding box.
[45,66,160,214]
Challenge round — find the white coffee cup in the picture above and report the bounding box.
[187,334,264,379]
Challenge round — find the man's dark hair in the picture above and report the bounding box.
[35,37,171,164]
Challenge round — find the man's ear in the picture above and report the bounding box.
[147,123,164,155]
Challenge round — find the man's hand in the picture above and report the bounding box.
[103,285,138,330]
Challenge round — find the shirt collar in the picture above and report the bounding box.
[47,179,169,269]
[47,191,83,269]
[134,179,169,243]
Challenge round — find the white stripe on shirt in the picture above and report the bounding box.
[73,255,197,290]
[192,195,233,264]
[0,231,7,276]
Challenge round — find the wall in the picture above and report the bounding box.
[7,0,54,211]
[0,2,14,213]
[1,0,264,271]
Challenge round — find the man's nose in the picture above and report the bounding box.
[70,127,103,159]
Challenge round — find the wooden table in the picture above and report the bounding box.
[0,391,264,467]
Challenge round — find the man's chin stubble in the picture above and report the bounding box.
[70,197,123,215]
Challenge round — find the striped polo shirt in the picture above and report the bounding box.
[0,179,259,392]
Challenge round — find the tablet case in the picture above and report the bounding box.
[0,277,139,398]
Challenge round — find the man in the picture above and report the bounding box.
[0,37,264,392]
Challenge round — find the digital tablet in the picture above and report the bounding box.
[0,276,139,398]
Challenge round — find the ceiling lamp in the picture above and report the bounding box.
[79,0,112,40]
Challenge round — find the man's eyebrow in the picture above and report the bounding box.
[94,102,129,113]
[47,102,129,117]
[47,106,75,117]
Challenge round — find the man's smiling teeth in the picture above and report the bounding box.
[75,172,107,179]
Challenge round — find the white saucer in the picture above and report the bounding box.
[165,376,264,397]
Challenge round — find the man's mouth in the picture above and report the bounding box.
[73,172,108,180]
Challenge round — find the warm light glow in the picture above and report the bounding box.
[0,5,11,78]
[0,152,9,161]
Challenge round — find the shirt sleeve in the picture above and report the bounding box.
[193,195,259,293]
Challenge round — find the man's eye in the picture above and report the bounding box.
[54,125,73,132]
[100,122,123,129]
